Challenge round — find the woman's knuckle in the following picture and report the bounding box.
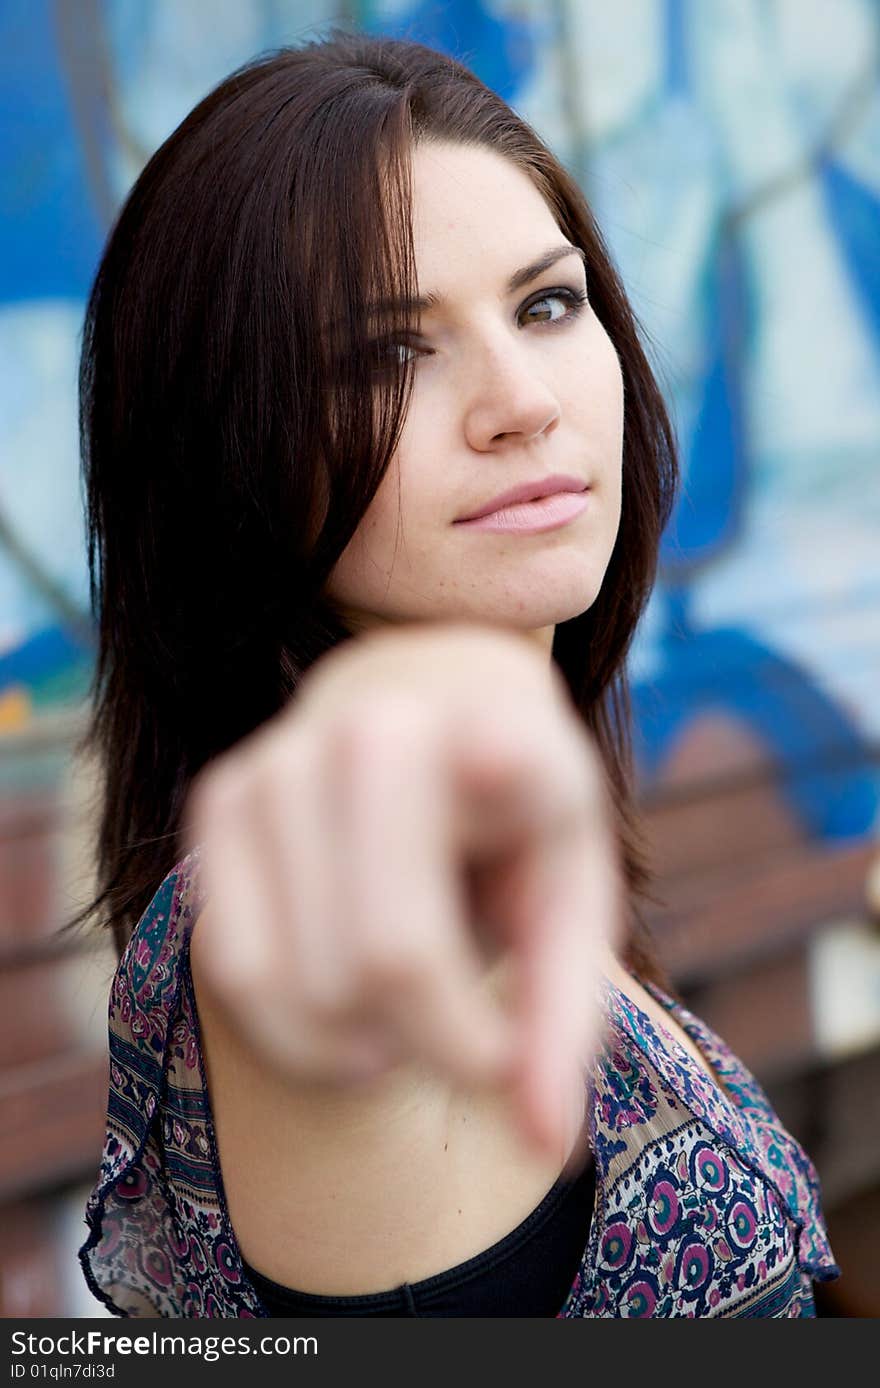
[302,988,345,1029]
[347,693,430,749]
[190,762,246,823]
[210,943,270,1002]
[256,762,303,826]
[357,941,427,994]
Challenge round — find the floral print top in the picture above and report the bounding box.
[80,848,839,1317]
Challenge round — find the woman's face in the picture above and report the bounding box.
[324,140,624,653]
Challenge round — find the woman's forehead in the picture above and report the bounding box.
[408,141,566,299]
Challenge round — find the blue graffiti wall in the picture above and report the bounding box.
[1,0,877,848]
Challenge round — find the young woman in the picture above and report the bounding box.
[73,30,838,1317]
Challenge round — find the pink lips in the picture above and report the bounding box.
[454,477,590,535]
[455,490,589,533]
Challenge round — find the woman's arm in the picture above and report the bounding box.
[183,620,622,1157]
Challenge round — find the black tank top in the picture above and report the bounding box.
[242,1151,595,1317]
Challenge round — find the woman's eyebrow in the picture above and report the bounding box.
[503,244,587,295]
[372,244,587,317]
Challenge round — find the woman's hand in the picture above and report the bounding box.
[182,621,622,1157]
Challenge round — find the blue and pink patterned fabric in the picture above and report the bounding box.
[80,848,839,1317]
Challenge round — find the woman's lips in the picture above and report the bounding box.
[454,489,589,534]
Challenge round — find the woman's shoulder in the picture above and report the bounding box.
[107,847,207,1068]
[95,846,208,1204]
[81,845,264,1317]
[123,844,207,972]
[562,970,839,1316]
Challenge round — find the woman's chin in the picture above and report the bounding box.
[493,581,607,630]
[451,595,603,635]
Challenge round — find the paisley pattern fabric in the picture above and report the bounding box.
[80,848,839,1317]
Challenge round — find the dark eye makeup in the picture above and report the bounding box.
[519,285,589,327]
[369,283,590,371]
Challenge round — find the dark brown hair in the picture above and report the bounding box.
[65,30,678,979]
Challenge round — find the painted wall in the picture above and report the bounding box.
[2,0,878,850]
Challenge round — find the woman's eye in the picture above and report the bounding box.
[519,287,588,326]
[370,338,423,371]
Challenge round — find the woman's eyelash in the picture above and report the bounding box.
[370,338,424,368]
[519,285,589,327]
[369,285,589,369]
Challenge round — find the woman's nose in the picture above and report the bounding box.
[461,340,561,451]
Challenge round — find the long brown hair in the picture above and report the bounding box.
[65,30,678,979]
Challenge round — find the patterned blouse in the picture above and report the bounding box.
[80,848,839,1317]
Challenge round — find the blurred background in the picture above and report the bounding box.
[1,0,878,1317]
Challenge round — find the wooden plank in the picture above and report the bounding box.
[681,947,815,1081]
[0,1198,66,1318]
[764,1043,880,1211]
[647,840,876,985]
[0,1052,107,1202]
